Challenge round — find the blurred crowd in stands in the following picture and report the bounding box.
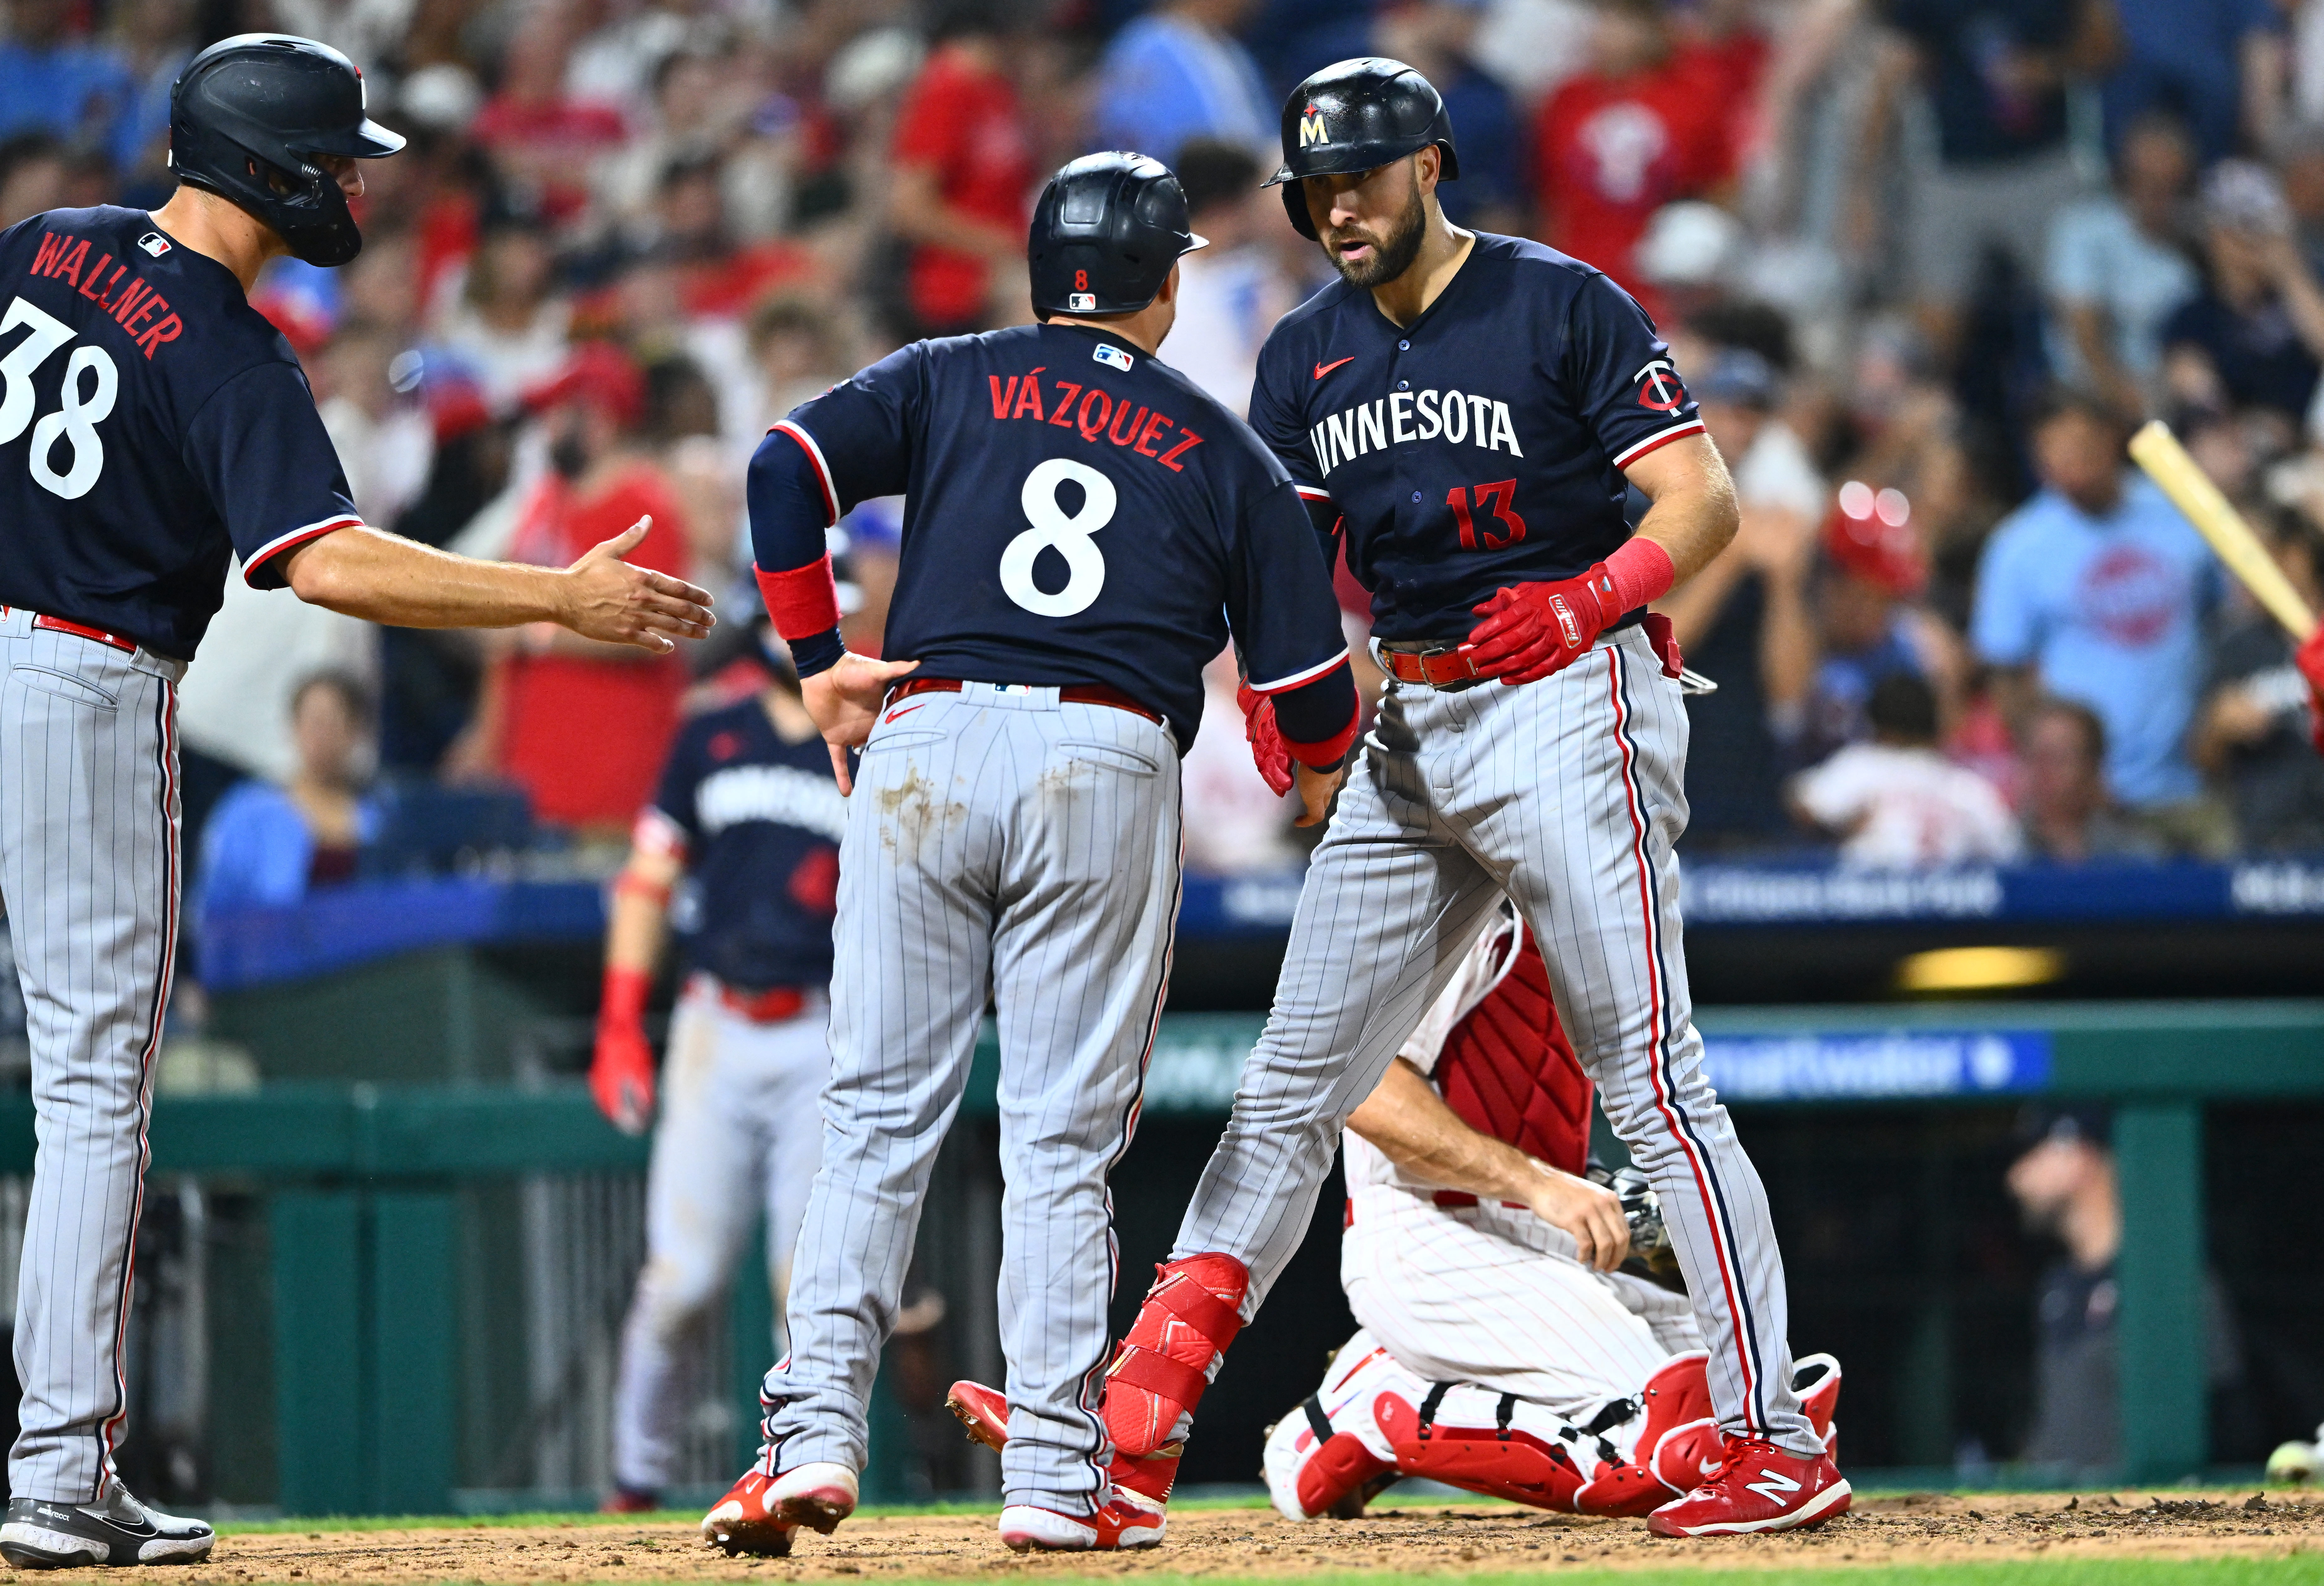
[9,0,2324,899]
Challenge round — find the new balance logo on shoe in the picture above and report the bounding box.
[1744,1467,1802,1503]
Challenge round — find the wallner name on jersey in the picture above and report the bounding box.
[1248,233,1703,642]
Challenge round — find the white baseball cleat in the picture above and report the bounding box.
[997,1486,1166,1551]
[1262,1337,1408,1520]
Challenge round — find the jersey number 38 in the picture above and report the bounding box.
[1000,458,1115,618]
[1,297,120,501]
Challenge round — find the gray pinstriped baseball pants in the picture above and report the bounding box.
[763,684,1182,1515]
[0,605,185,1502]
[1173,625,1820,1457]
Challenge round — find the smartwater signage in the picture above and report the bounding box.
[1699,1030,2052,1101]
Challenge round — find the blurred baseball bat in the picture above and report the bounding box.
[2128,419,2318,640]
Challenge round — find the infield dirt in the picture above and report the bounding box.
[19,1490,2315,1583]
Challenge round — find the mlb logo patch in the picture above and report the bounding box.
[1093,344,1133,373]
[1069,292,1097,312]
[137,232,171,257]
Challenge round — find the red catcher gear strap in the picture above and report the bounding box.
[1105,1255,1248,1457]
[1105,1344,1209,1405]
[1431,925,1592,1174]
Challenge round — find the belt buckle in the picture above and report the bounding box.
[1417,646,1475,689]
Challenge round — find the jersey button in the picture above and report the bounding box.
[1410,491,1422,502]
[1397,379,1410,391]
[1398,340,1411,350]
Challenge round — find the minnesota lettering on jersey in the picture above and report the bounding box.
[985,366,1206,471]
[1310,388,1524,477]
[26,230,182,359]
[696,763,848,842]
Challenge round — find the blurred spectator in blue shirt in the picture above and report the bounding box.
[105,0,195,206]
[2045,113,2199,419]
[2103,0,2282,165]
[196,672,385,919]
[1971,391,2227,849]
[1374,0,1526,234]
[1089,0,1274,168]
[2161,161,2324,427]
[0,0,132,148]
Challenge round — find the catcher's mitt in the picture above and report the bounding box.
[1592,1165,1677,1276]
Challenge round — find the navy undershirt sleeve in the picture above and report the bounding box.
[746,429,832,573]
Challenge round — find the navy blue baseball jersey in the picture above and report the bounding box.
[641,695,848,993]
[756,320,1349,750]
[1248,233,1704,642]
[0,206,361,658]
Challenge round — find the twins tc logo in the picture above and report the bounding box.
[1634,358,1686,414]
[1300,105,1329,147]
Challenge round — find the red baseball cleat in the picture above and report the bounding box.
[945,1378,1184,1503]
[997,1487,1166,1551]
[700,1460,858,1557]
[1647,1438,1851,1537]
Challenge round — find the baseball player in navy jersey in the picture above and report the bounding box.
[591,640,845,1511]
[1058,59,1849,1539]
[699,152,1357,1557]
[0,35,712,1567]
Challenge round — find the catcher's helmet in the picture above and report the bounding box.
[1264,58,1459,240]
[170,34,405,268]
[1028,152,1206,318]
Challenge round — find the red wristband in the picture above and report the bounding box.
[755,556,843,641]
[1605,537,1676,613]
[599,964,651,1030]
[1282,713,1358,770]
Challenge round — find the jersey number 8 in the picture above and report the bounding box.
[1000,457,1115,618]
[1,297,120,501]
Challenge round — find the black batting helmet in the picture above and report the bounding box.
[170,34,405,268]
[1264,58,1459,240]
[1028,152,1207,318]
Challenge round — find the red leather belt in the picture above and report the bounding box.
[718,983,807,1023]
[886,676,1161,725]
[2,609,139,654]
[1379,645,1485,688]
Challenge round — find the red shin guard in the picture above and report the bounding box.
[1103,1254,1249,1458]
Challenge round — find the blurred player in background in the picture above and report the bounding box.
[592,626,845,1512]
[0,33,711,1568]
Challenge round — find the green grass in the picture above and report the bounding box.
[964,1569,2321,1586]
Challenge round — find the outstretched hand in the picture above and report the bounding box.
[803,652,923,794]
[560,517,716,652]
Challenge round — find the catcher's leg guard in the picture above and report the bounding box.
[1793,1353,1843,1457]
[1374,1383,1587,1513]
[1104,1254,1248,1457]
[1262,1337,1409,1521]
[1575,1348,1719,1517]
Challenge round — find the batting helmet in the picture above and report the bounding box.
[1027,152,1207,319]
[1264,58,1459,240]
[170,34,405,268]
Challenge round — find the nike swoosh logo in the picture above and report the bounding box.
[1701,1458,1723,1477]
[1313,356,1355,380]
[884,703,925,724]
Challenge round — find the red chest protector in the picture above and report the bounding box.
[1430,924,1592,1176]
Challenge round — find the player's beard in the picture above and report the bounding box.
[1324,176,1428,290]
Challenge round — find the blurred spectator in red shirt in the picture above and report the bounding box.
[447,344,693,837]
[884,3,1034,337]
[1532,0,1738,306]
[469,1,628,221]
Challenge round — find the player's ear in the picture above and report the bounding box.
[1158,262,1180,306]
[1413,146,1439,201]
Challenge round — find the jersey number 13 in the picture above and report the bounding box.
[0,297,120,501]
[1000,458,1115,618]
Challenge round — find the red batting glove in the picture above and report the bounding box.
[1462,564,1625,686]
[1235,681,1295,796]
[591,965,656,1134]
[2298,624,2324,753]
